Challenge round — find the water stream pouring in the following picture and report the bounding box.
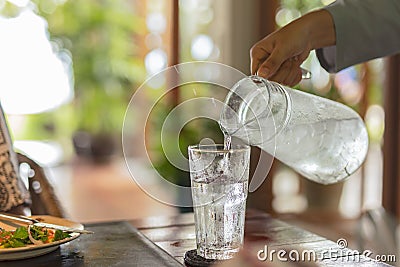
[219,76,369,184]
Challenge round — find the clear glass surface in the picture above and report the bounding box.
[220,76,369,184]
[188,144,250,260]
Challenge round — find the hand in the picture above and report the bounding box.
[250,27,311,87]
[250,10,335,86]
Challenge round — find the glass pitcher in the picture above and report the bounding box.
[219,76,369,184]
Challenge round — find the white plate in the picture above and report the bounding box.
[0,215,83,261]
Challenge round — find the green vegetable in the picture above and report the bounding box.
[0,226,71,248]
[54,230,71,241]
[30,226,44,240]
[13,227,28,239]
[4,238,25,248]
[1,227,30,248]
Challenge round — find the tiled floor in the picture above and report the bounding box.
[45,157,178,223]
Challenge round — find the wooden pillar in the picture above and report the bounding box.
[359,63,370,211]
[168,0,180,106]
[383,55,400,219]
[257,0,279,40]
[246,0,279,213]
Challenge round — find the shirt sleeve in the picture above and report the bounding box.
[316,0,400,73]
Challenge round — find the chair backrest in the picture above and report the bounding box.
[17,153,65,217]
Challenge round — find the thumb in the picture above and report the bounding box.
[257,48,286,79]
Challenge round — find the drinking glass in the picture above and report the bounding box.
[188,144,250,260]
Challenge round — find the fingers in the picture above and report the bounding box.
[250,31,310,86]
[250,45,269,75]
[285,68,303,87]
[250,34,284,76]
[268,59,303,87]
[284,58,303,86]
[268,60,292,84]
[257,48,286,79]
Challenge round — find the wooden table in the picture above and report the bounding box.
[3,211,394,266]
[132,210,394,266]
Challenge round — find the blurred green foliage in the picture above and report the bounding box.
[8,0,146,144]
[280,0,325,13]
[147,83,224,186]
[34,0,146,134]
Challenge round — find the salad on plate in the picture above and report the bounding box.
[0,225,71,248]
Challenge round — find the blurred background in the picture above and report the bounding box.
[0,0,398,257]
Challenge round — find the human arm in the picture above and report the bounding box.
[317,0,400,72]
[251,0,400,86]
[250,9,335,86]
